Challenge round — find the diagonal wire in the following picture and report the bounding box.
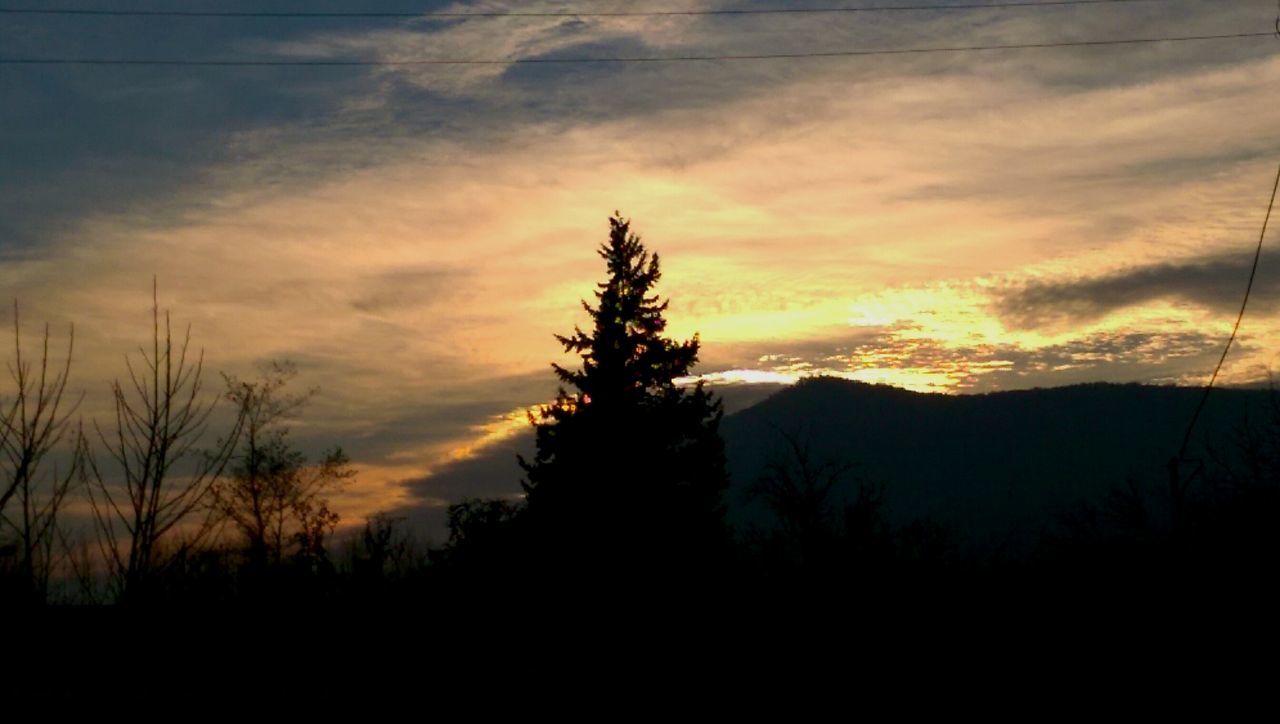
[1179,159,1280,459]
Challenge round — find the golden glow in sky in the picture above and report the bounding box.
[4,0,1279,528]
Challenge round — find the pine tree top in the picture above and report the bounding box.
[550,214,700,408]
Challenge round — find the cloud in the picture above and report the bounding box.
[349,266,473,314]
[696,319,1235,394]
[995,249,1280,329]
[4,0,1280,525]
[6,0,1269,255]
[387,431,532,542]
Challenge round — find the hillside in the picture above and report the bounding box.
[720,378,1274,554]
[393,378,1274,551]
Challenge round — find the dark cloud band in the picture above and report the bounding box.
[994,249,1280,329]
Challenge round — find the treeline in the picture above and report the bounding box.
[0,286,365,605]
[733,384,1280,595]
[3,218,1278,606]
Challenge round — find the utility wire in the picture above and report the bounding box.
[0,0,1183,20]
[1178,159,1280,459]
[1177,2,1280,458]
[0,30,1271,67]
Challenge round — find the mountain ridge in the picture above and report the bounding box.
[720,376,1274,554]
[392,377,1275,551]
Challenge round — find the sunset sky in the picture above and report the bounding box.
[2,0,1278,533]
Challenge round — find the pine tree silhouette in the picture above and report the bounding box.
[520,214,729,576]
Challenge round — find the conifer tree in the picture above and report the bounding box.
[520,214,729,572]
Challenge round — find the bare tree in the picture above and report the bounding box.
[0,303,83,603]
[751,428,855,552]
[85,284,243,601]
[746,426,896,571]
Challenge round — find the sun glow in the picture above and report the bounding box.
[445,405,541,463]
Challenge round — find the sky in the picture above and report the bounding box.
[2,0,1279,535]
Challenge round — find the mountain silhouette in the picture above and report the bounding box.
[394,377,1273,554]
[722,377,1274,556]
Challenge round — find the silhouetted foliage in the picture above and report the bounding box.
[518,214,730,576]
[446,498,522,548]
[892,518,957,571]
[428,497,525,578]
[212,361,353,579]
[746,428,905,577]
[749,429,856,567]
[1036,385,1280,589]
[348,513,426,592]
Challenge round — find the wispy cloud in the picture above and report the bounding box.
[2,0,1278,522]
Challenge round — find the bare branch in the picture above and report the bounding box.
[0,303,82,602]
[84,284,244,602]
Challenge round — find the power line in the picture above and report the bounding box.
[0,30,1271,67]
[1176,0,1280,459]
[1178,160,1280,459]
[0,0,1181,20]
